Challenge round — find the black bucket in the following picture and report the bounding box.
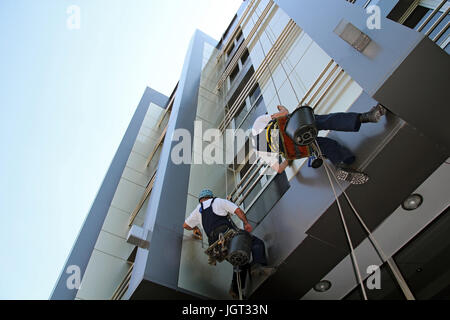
[227,231,252,266]
[285,106,318,146]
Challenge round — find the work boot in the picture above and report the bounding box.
[250,263,276,277]
[359,104,387,123]
[336,167,369,185]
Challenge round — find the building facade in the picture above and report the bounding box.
[52,0,450,300]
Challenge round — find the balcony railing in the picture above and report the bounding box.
[219,19,299,132]
[110,263,134,300]
[128,170,157,226]
[216,0,274,91]
[216,0,259,63]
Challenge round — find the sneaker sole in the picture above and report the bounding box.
[336,169,369,185]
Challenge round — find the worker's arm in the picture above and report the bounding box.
[234,208,253,233]
[271,159,289,174]
[183,222,203,240]
[271,105,289,119]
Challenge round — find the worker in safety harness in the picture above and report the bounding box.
[251,104,386,184]
[183,189,274,299]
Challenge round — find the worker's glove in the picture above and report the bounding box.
[193,228,203,240]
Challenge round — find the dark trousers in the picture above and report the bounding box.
[314,112,361,165]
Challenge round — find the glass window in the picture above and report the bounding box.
[241,49,250,65]
[234,101,248,129]
[236,29,243,42]
[227,42,235,58]
[239,95,265,131]
[229,64,239,84]
[405,3,450,48]
[249,85,261,106]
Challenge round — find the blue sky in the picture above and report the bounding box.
[0,0,242,299]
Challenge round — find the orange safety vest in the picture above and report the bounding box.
[267,116,311,161]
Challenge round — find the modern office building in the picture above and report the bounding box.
[51,0,450,300]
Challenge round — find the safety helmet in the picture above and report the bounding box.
[198,189,214,201]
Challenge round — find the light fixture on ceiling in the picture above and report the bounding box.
[314,280,332,292]
[402,194,423,211]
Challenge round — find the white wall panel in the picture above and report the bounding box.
[76,250,131,300]
[125,151,154,176]
[132,134,159,158]
[94,230,135,260]
[121,166,150,188]
[111,178,145,214]
[101,205,144,237]
[292,42,331,93]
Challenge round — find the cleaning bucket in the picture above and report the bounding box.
[285,106,317,146]
[227,231,252,266]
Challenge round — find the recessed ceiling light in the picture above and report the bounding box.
[402,194,423,211]
[314,280,332,292]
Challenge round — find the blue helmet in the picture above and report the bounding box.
[198,189,214,201]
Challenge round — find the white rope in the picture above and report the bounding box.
[254,5,301,106]
[254,18,282,105]
[315,141,368,300]
[236,268,243,300]
[325,160,416,300]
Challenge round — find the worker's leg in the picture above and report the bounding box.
[315,104,386,132]
[316,137,355,165]
[250,235,268,266]
[315,112,361,132]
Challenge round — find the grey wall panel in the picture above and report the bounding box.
[128,30,219,298]
[274,0,423,97]
[50,87,168,300]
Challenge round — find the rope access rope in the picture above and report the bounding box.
[314,141,368,300]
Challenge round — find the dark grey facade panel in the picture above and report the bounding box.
[374,36,450,150]
[50,87,168,300]
[250,235,348,300]
[128,30,218,298]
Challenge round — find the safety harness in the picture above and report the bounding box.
[255,116,311,161]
